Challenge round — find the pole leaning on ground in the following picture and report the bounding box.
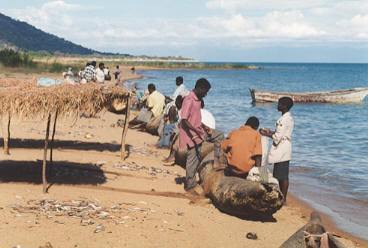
[120,93,131,160]
[1,112,11,155]
[50,109,59,164]
[43,114,52,193]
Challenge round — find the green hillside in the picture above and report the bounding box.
[0,12,99,55]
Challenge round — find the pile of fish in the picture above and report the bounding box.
[113,161,180,177]
[9,199,154,233]
[129,146,161,157]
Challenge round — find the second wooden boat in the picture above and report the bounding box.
[249,87,368,103]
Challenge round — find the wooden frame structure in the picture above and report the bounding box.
[0,78,132,193]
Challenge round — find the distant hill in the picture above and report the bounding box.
[0,12,100,55]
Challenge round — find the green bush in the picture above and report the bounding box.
[0,49,36,68]
[48,62,66,73]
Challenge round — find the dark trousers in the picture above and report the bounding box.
[185,144,202,190]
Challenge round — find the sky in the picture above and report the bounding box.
[1,0,368,62]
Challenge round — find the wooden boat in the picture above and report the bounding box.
[249,87,368,103]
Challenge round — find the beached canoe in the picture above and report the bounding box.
[249,87,368,103]
[175,145,283,217]
[199,151,283,218]
[280,212,347,248]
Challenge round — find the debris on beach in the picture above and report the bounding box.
[39,242,53,248]
[8,199,165,231]
[129,146,161,157]
[116,119,125,128]
[84,133,94,139]
[246,232,258,240]
[94,224,105,233]
[94,161,107,167]
[8,199,186,235]
[113,161,180,177]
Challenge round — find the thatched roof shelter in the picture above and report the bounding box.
[0,77,132,193]
[0,78,130,119]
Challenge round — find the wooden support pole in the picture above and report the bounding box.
[120,94,131,160]
[50,109,59,164]
[2,113,11,155]
[42,114,51,193]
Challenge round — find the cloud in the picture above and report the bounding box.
[2,0,368,55]
[10,1,81,27]
[206,0,329,12]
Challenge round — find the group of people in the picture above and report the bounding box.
[130,76,294,203]
[79,61,112,84]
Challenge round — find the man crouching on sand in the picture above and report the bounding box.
[179,78,211,196]
[221,117,263,178]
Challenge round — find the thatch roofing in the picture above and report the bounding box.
[0,78,130,119]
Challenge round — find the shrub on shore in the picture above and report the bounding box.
[0,49,36,68]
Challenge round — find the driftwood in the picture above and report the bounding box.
[175,143,283,217]
[280,212,347,248]
[145,115,162,136]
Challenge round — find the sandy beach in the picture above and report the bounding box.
[0,69,365,248]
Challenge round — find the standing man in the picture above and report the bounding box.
[260,97,294,203]
[172,76,189,101]
[96,62,105,84]
[179,78,211,195]
[114,65,121,81]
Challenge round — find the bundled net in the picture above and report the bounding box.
[0,78,129,119]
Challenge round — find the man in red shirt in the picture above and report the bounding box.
[179,78,211,195]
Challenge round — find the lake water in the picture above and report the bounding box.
[133,63,368,239]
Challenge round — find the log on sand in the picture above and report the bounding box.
[176,144,283,218]
[145,115,162,136]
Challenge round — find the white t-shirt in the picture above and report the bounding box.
[268,112,294,163]
[172,84,189,100]
[96,68,105,83]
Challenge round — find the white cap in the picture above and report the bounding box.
[201,109,216,129]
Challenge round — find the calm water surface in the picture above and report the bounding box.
[134,63,368,239]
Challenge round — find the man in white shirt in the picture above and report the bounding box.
[171,76,189,101]
[96,62,105,84]
[260,97,294,204]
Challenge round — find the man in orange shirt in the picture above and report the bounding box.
[221,116,262,178]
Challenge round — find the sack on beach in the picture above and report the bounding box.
[136,108,152,123]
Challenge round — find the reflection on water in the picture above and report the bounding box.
[136,63,368,239]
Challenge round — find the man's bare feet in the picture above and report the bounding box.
[162,156,175,166]
[163,161,175,166]
[162,156,175,163]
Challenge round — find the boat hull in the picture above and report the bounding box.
[250,88,368,104]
